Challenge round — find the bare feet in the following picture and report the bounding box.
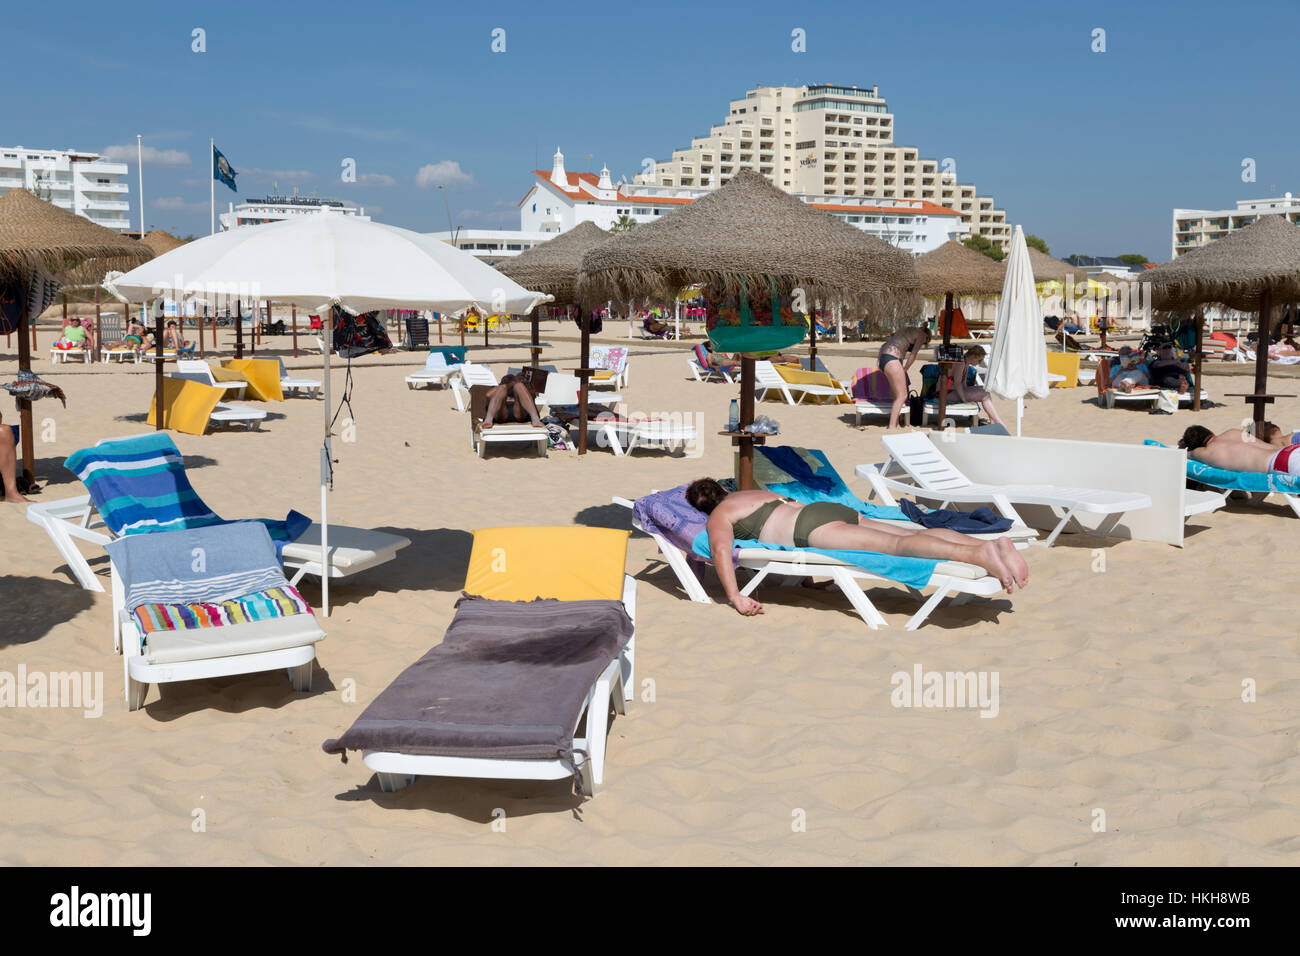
[974,541,1016,593]
[997,537,1029,589]
[4,490,29,504]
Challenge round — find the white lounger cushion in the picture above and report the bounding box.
[142,614,324,666]
[281,525,411,570]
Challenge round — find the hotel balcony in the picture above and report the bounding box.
[84,199,129,211]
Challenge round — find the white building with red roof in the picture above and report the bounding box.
[516,147,967,255]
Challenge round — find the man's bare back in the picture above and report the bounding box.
[1187,428,1277,473]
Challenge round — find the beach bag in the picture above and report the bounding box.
[919,363,942,399]
[906,392,925,426]
[851,369,895,403]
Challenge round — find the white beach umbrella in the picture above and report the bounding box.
[986,225,1050,435]
[105,210,552,614]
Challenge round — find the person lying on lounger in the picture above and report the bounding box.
[1259,421,1300,447]
[1110,348,1152,392]
[685,478,1029,615]
[0,412,28,503]
[1179,424,1300,476]
[481,373,543,429]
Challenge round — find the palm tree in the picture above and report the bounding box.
[609,214,637,234]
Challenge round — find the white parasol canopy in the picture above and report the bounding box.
[104,209,552,614]
[986,225,1050,435]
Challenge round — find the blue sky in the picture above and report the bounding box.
[6,0,1297,260]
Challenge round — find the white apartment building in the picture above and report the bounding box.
[0,146,131,231]
[637,84,1010,248]
[218,192,369,230]
[426,228,553,263]
[517,148,967,255]
[1172,194,1300,258]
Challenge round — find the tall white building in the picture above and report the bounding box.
[0,146,131,231]
[218,192,369,230]
[637,84,1009,249]
[516,148,966,255]
[1172,194,1300,258]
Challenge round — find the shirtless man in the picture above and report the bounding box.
[1178,424,1300,475]
[686,478,1029,615]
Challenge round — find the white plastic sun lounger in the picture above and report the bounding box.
[612,496,1006,630]
[450,362,499,412]
[209,402,266,429]
[858,432,1152,546]
[687,354,735,383]
[594,418,699,457]
[172,359,248,398]
[276,357,321,398]
[755,361,842,405]
[405,352,465,390]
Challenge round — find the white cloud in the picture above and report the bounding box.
[355,172,396,187]
[102,144,191,166]
[415,161,474,189]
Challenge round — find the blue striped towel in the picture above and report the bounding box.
[105,523,288,613]
[64,433,310,553]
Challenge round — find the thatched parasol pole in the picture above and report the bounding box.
[1251,290,1272,426]
[483,310,490,348]
[234,299,244,359]
[153,302,164,431]
[292,305,298,358]
[16,296,35,485]
[529,309,541,368]
[737,357,757,490]
[1192,310,1204,412]
[576,304,590,455]
[807,308,818,371]
[942,291,954,347]
[94,288,102,363]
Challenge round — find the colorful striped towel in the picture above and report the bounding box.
[64,433,309,553]
[133,585,313,634]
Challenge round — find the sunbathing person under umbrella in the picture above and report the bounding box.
[685,478,1029,616]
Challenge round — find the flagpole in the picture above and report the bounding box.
[210,139,215,235]
[136,134,144,235]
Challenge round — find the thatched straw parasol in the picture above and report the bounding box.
[578,170,920,323]
[498,223,616,441]
[140,230,187,257]
[0,189,153,487]
[580,171,922,486]
[917,240,1005,345]
[1146,214,1300,420]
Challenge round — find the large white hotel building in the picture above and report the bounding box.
[0,146,131,231]
[1172,194,1300,258]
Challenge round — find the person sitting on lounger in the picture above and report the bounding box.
[947,345,1004,426]
[1149,345,1194,391]
[700,341,739,371]
[482,373,543,429]
[878,325,932,428]
[685,478,1029,615]
[163,320,192,353]
[644,314,670,336]
[1110,348,1151,392]
[1179,424,1300,475]
[0,412,28,503]
[124,317,153,351]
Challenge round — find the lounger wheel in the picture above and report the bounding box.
[377,772,414,793]
[127,677,149,711]
[287,662,312,692]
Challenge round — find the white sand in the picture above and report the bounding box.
[2,327,1298,865]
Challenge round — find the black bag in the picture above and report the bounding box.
[906,391,925,426]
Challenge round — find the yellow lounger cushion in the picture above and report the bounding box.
[774,364,849,403]
[147,378,224,435]
[1045,351,1081,388]
[221,358,284,401]
[464,526,630,602]
[592,370,617,380]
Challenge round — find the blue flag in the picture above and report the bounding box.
[213,144,237,192]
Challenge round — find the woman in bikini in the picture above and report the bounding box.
[877,325,931,428]
[686,478,1029,616]
[946,345,1003,426]
[481,373,543,429]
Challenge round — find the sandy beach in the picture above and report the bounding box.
[2,325,1298,866]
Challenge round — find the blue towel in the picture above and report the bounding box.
[758,446,908,521]
[899,499,1013,533]
[691,529,939,591]
[1144,439,1300,494]
[64,434,310,556]
[105,523,288,613]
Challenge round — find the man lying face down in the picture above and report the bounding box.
[684,477,1029,616]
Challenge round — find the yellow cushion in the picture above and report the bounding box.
[221,358,284,401]
[1045,351,1080,388]
[773,364,849,403]
[464,526,629,602]
[147,378,223,435]
[592,370,616,380]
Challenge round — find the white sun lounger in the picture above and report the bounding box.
[450,362,498,413]
[612,496,1006,630]
[276,357,321,398]
[755,360,843,405]
[357,527,637,794]
[687,354,735,383]
[858,431,1152,546]
[594,418,699,457]
[404,352,464,390]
